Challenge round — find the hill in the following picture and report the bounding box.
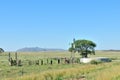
[102,49,120,52]
[16,47,65,52]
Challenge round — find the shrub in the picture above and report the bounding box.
[100,58,112,62]
[0,48,4,53]
[90,60,102,65]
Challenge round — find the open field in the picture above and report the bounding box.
[1,51,120,80]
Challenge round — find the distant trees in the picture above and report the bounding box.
[0,48,4,53]
[69,39,96,58]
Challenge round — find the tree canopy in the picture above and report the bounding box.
[69,39,96,58]
[0,48,4,53]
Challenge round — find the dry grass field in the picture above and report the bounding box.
[0,51,120,80]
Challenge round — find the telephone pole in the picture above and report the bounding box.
[71,38,75,64]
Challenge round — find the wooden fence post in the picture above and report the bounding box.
[10,58,14,66]
[28,60,32,65]
[50,59,53,65]
[47,59,49,64]
[58,59,60,64]
[35,60,39,65]
[15,52,18,65]
[8,52,11,62]
[41,60,43,65]
[18,60,22,66]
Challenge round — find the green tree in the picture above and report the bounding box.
[69,39,96,58]
[68,43,75,52]
[0,48,4,53]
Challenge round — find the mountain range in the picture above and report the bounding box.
[16,47,65,52]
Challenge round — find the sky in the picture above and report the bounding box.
[0,0,120,51]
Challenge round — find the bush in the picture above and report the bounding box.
[90,60,102,65]
[0,48,4,53]
[110,57,117,60]
[99,58,112,62]
[74,58,80,63]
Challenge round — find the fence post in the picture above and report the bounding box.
[15,52,18,65]
[28,60,32,65]
[10,58,13,66]
[35,60,39,65]
[50,59,53,65]
[47,59,49,64]
[41,60,43,65]
[8,52,11,62]
[58,59,60,64]
[18,60,22,66]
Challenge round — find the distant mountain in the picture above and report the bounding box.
[102,49,120,52]
[16,47,65,52]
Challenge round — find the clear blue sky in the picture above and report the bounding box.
[0,0,120,51]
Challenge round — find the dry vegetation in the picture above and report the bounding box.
[0,51,120,80]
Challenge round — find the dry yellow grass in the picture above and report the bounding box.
[7,62,118,80]
[7,64,97,80]
[95,64,120,80]
[2,51,120,80]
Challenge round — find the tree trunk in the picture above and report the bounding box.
[81,52,88,58]
[85,54,88,58]
[85,49,88,58]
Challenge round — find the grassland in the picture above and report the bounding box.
[0,51,120,80]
